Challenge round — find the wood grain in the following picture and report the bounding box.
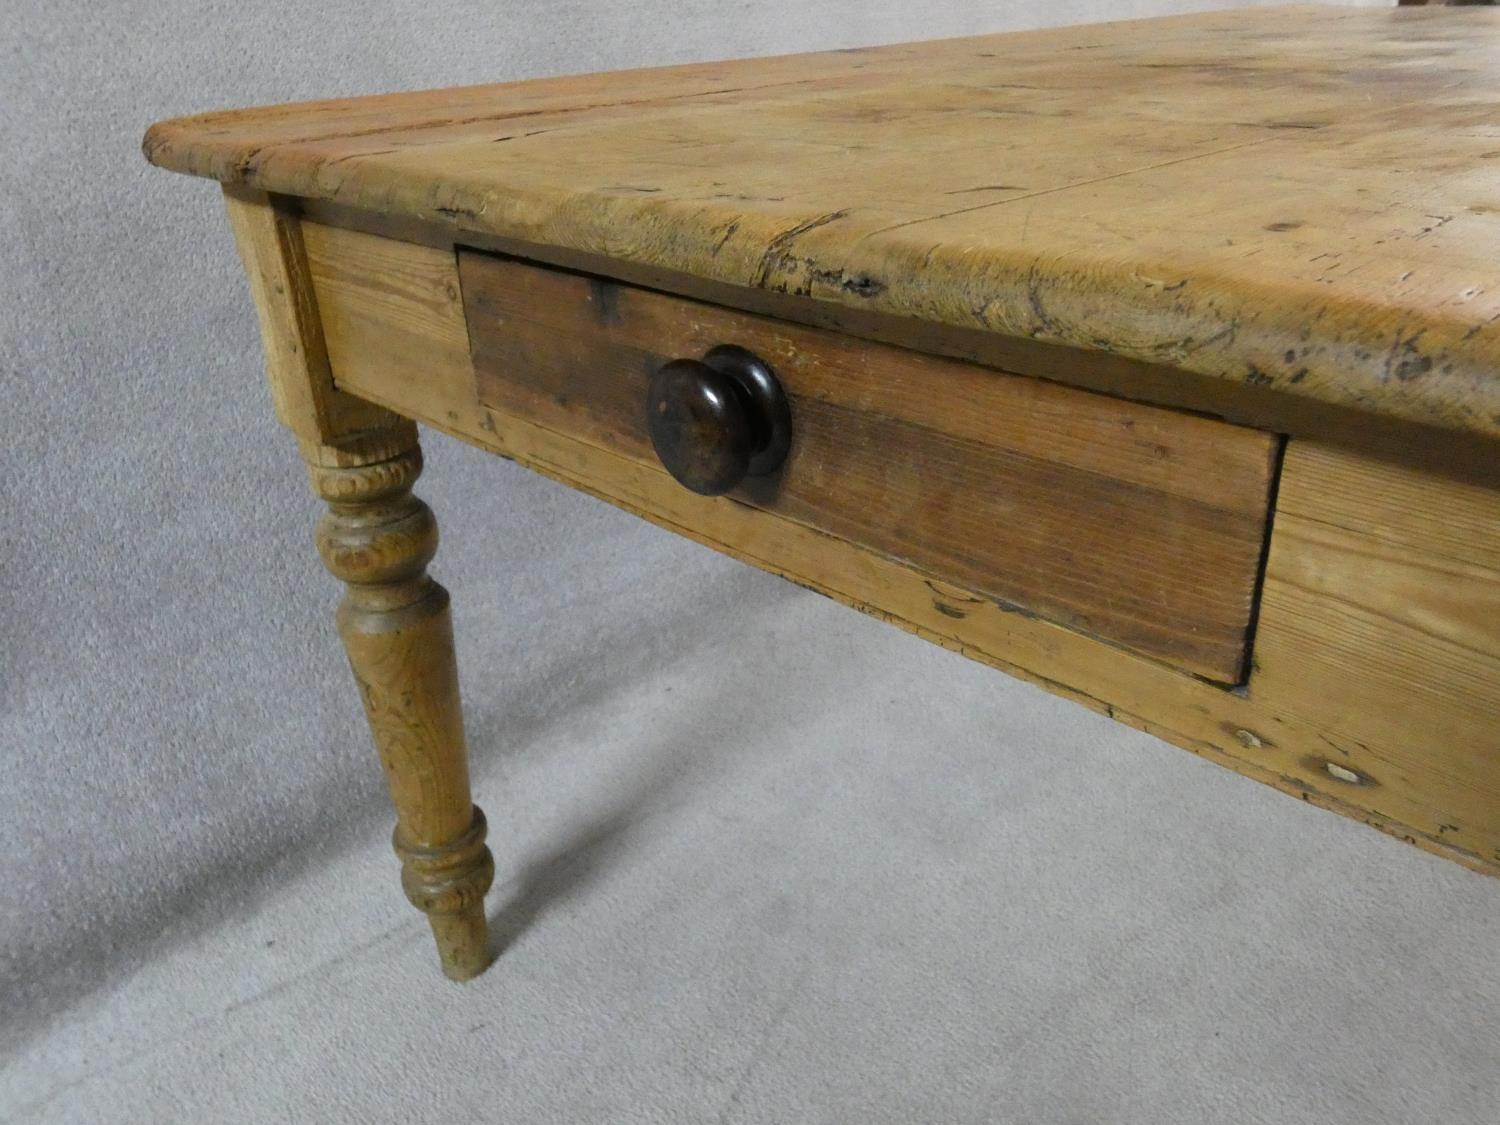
[221,187,393,443]
[304,224,1500,876]
[459,248,1278,682]
[151,7,1500,439]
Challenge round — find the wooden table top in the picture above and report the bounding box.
[145,5,1500,439]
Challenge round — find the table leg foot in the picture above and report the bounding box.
[397,807,496,981]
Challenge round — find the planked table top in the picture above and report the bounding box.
[145,5,1500,439]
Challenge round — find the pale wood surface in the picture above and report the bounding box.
[221,188,393,443]
[304,222,1500,876]
[150,7,1500,438]
[461,247,1277,681]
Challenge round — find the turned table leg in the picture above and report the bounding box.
[304,428,495,980]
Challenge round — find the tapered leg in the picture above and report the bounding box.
[304,426,495,980]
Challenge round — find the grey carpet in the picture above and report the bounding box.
[4,1,1495,1122]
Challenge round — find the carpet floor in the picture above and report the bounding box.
[4,0,1494,1120]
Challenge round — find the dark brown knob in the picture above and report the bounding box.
[647,344,791,496]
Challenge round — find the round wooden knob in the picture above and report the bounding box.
[647,344,791,496]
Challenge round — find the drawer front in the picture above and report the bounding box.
[459,250,1279,683]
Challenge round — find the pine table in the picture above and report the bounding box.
[145,5,1500,979]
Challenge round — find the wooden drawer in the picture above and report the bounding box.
[459,250,1280,683]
